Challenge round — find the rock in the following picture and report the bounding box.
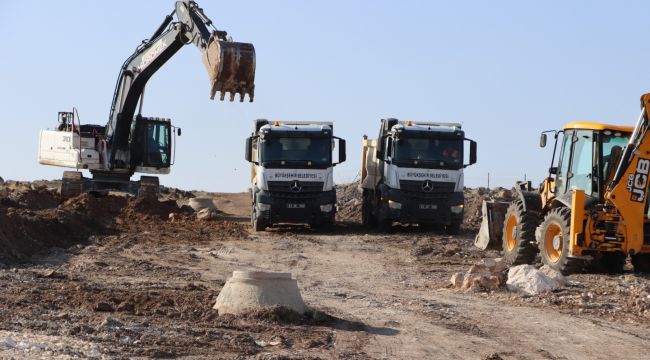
[196,208,216,221]
[189,197,216,212]
[0,176,4,185]
[506,265,564,295]
[95,302,115,312]
[450,258,507,291]
[168,213,180,222]
[539,265,566,286]
[98,316,123,329]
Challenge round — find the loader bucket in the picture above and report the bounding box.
[474,200,510,250]
[203,39,256,102]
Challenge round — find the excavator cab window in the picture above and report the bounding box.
[144,122,171,167]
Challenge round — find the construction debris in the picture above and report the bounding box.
[450,258,508,291]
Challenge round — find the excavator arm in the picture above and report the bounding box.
[106,0,255,169]
[604,93,650,253]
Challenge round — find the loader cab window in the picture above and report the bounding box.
[568,130,595,196]
[599,132,629,187]
[144,122,170,167]
[555,131,573,195]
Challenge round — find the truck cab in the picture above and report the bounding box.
[245,119,346,231]
[361,118,477,233]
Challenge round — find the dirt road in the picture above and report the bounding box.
[1,187,650,359]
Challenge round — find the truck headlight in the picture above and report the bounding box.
[388,200,402,210]
[451,204,464,214]
[320,204,333,212]
[258,203,271,211]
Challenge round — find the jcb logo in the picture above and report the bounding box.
[627,158,650,202]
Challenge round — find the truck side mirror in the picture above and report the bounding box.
[245,137,253,163]
[540,133,547,148]
[177,127,182,136]
[467,139,477,166]
[336,138,346,164]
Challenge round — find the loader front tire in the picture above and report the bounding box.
[538,207,584,274]
[502,199,539,265]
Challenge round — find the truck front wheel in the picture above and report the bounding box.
[251,203,267,232]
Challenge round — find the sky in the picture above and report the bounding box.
[1,1,650,192]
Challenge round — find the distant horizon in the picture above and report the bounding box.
[2,1,649,192]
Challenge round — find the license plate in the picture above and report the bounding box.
[419,204,437,210]
[287,203,306,209]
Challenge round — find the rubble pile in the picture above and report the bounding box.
[336,182,362,222]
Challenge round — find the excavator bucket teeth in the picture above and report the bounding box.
[203,39,256,102]
[474,200,509,250]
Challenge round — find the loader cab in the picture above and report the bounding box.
[131,116,173,169]
[547,122,632,199]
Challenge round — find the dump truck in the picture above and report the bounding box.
[38,1,255,199]
[475,95,650,274]
[360,118,477,233]
[245,120,346,231]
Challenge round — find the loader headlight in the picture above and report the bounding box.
[451,204,464,214]
[320,204,333,212]
[388,200,402,210]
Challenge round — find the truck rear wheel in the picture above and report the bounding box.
[631,253,650,273]
[502,199,539,265]
[538,207,584,274]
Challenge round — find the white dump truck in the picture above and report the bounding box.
[245,119,346,231]
[361,118,477,233]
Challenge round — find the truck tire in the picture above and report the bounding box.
[502,199,539,265]
[631,253,650,273]
[538,207,585,275]
[377,205,392,232]
[362,191,377,227]
[446,221,461,235]
[251,204,266,232]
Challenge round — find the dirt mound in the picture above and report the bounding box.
[120,197,181,220]
[463,187,513,231]
[336,182,362,222]
[0,194,116,263]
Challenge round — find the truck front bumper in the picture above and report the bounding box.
[383,187,464,225]
[254,189,336,225]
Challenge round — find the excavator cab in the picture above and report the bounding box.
[131,116,173,173]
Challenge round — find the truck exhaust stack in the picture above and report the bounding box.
[203,39,256,102]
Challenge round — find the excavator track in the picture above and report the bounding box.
[60,171,84,200]
[138,176,160,200]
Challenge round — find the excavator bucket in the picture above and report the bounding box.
[203,39,256,102]
[474,200,510,250]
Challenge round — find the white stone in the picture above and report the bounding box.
[189,197,217,212]
[196,208,216,221]
[506,265,564,295]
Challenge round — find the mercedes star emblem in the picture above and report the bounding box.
[422,180,434,193]
[290,180,302,192]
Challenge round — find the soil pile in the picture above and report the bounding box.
[336,182,362,222]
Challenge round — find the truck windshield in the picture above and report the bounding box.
[261,137,331,167]
[393,138,462,169]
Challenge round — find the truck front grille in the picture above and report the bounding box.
[399,180,455,194]
[267,181,324,193]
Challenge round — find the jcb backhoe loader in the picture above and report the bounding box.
[38,1,255,199]
[475,94,650,274]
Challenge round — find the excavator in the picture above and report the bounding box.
[38,1,255,199]
[475,93,650,274]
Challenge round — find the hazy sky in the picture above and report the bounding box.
[2,1,649,192]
